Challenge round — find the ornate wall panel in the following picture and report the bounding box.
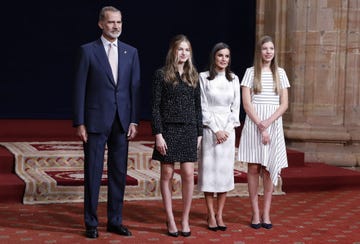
[256,0,360,166]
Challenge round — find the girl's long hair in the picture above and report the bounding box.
[163,34,199,87]
[253,35,280,94]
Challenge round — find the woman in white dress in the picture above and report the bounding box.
[238,35,290,229]
[198,42,241,231]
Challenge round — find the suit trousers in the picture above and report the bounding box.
[83,116,128,228]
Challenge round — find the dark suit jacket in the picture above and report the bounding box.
[73,39,141,133]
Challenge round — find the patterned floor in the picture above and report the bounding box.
[0,187,359,243]
[0,141,283,204]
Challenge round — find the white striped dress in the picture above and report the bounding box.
[238,67,290,186]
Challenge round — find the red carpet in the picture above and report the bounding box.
[0,120,154,203]
[0,188,359,243]
[45,170,138,186]
[0,146,24,203]
[282,162,360,192]
[1,119,360,204]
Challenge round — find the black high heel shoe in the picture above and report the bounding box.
[215,215,227,231]
[250,223,262,229]
[217,225,227,231]
[181,221,191,237]
[261,215,273,229]
[261,222,273,229]
[166,221,179,237]
[181,231,191,237]
[250,217,261,229]
[207,217,218,231]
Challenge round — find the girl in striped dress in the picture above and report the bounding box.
[238,35,290,229]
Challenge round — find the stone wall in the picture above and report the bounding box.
[256,0,360,167]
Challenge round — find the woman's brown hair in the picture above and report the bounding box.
[207,42,234,81]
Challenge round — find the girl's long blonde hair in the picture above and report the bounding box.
[253,35,280,94]
[163,34,199,87]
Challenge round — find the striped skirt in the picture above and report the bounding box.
[238,103,288,186]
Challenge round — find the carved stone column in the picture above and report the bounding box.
[256,0,360,167]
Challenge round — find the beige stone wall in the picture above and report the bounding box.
[256,0,360,166]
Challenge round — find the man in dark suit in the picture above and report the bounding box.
[73,6,141,239]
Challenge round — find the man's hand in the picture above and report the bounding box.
[76,125,88,143]
[127,123,138,140]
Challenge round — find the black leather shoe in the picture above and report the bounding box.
[261,223,273,229]
[85,227,98,238]
[207,217,218,231]
[167,230,179,237]
[215,215,227,231]
[107,224,132,236]
[250,223,262,229]
[208,226,218,231]
[217,225,227,231]
[181,231,191,237]
[166,222,179,237]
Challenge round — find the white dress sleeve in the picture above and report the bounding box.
[225,74,241,132]
[240,67,254,88]
[278,67,291,88]
[200,72,219,133]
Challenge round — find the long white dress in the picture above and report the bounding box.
[198,71,241,192]
[238,67,290,186]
